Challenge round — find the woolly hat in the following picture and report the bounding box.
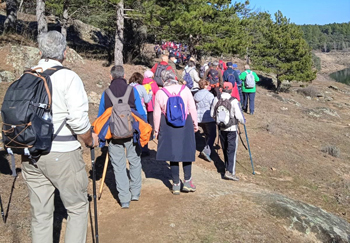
[222,82,233,93]
[232,63,238,68]
[144,70,154,78]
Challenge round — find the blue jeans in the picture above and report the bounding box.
[243,92,256,114]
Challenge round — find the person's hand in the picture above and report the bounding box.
[194,127,199,132]
[92,132,99,148]
[183,81,187,84]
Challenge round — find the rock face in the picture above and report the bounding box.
[262,193,350,242]
[0,45,84,80]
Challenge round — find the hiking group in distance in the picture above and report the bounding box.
[0,31,260,242]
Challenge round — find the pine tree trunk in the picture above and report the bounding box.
[276,74,281,93]
[114,0,124,65]
[36,0,47,36]
[61,0,69,38]
[4,0,18,33]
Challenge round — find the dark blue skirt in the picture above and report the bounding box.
[156,114,196,162]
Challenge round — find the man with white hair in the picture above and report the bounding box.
[21,31,98,243]
[239,64,260,115]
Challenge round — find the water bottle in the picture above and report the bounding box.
[42,111,52,122]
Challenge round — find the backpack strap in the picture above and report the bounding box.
[105,86,133,105]
[161,87,172,97]
[177,85,186,95]
[43,66,69,76]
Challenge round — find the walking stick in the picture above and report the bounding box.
[98,153,109,200]
[243,124,255,175]
[91,148,99,243]
[0,194,4,223]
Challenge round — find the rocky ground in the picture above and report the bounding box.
[0,38,350,242]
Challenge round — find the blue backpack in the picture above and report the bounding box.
[227,72,236,87]
[162,85,187,127]
[183,69,193,89]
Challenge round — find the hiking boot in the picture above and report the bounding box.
[172,183,180,195]
[224,171,239,181]
[121,202,130,209]
[200,151,212,162]
[131,193,140,201]
[182,179,196,192]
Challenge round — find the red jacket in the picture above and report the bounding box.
[142,77,159,112]
[151,61,178,80]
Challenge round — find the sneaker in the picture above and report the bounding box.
[200,151,212,162]
[131,194,140,201]
[224,171,239,181]
[182,179,196,192]
[172,183,180,195]
[121,202,130,209]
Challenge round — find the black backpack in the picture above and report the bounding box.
[1,66,67,159]
[207,69,219,85]
[227,71,236,87]
[154,62,169,87]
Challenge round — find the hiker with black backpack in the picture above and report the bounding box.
[182,60,200,94]
[153,70,198,195]
[151,54,177,87]
[211,82,245,181]
[97,65,145,209]
[4,31,98,243]
[204,61,224,97]
[239,65,260,115]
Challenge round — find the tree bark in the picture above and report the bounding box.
[4,0,18,33]
[61,0,69,38]
[114,0,124,65]
[36,0,47,36]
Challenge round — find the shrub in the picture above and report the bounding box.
[297,86,320,97]
[321,145,340,158]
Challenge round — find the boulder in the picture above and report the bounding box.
[0,45,84,78]
[306,107,340,118]
[0,71,15,82]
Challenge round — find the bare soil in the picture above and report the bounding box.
[0,46,350,243]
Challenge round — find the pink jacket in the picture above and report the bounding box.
[153,85,198,135]
[142,77,159,112]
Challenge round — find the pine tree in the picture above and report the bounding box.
[249,11,316,91]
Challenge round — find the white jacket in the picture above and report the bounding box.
[210,92,245,131]
[182,67,200,89]
[33,59,91,152]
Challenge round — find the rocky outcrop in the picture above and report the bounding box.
[262,193,350,242]
[0,45,84,81]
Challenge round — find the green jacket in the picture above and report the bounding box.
[239,70,260,93]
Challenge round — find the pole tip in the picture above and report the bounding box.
[252,172,256,175]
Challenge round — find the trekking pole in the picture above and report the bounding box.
[237,125,248,150]
[0,193,4,223]
[98,153,109,200]
[243,124,255,175]
[91,147,99,243]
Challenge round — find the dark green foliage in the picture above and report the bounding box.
[249,11,316,90]
[312,53,321,71]
[300,23,350,51]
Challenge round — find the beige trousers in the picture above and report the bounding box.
[22,149,89,243]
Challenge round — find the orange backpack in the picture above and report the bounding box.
[92,107,152,147]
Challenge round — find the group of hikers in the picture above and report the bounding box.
[154,41,190,65]
[3,31,260,242]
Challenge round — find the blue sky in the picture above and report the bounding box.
[240,0,350,25]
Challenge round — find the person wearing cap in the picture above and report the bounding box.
[210,82,245,181]
[239,64,260,115]
[169,53,179,79]
[204,61,224,97]
[153,70,198,195]
[142,70,159,140]
[223,62,243,103]
[232,63,241,76]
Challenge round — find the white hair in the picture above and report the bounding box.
[38,31,67,62]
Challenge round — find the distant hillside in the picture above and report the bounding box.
[300,22,350,52]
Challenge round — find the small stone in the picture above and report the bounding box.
[329,85,339,90]
[96,83,103,88]
[270,167,277,171]
[255,171,261,175]
[316,93,324,98]
[325,97,333,101]
[306,96,312,100]
[280,107,288,111]
[170,223,175,227]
